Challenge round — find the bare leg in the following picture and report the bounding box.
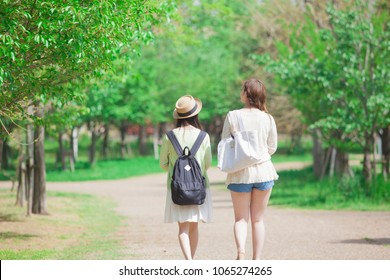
[178,222,192,260]
[230,191,251,260]
[178,222,198,260]
[250,188,272,260]
[189,222,199,259]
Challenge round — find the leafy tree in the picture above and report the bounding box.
[0,0,172,121]
[0,0,174,214]
[256,0,390,184]
[122,0,255,152]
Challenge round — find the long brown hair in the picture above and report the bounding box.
[176,114,202,129]
[242,79,268,112]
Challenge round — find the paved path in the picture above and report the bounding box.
[1,162,389,260]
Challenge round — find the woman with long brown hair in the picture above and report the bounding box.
[220,79,278,260]
[159,95,212,260]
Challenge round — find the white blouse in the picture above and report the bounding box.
[220,108,279,185]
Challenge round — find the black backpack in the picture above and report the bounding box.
[166,130,207,206]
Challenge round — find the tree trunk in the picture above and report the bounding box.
[329,147,336,178]
[312,129,326,178]
[380,126,389,180]
[290,132,302,154]
[204,121,214,152]
[0,138,3,170]
[138,125,147,156]
[363,135,373,188]
[26,153,33,216]
[71,127,79,162]
[205,117,222,153]
[335,149,352,177]
[1,140,10,169]
[319,147,331,179]
[102,123,109,159]
[89,124,98,167]
[120,123,127,159]
[32,105,47,215]
[373,133,378,179]
[26,109,34,217]
[153,124,159,160]
[58,131,66,170]
[69,134,75,172]
[16,149,25,207]
[159,122,167,138]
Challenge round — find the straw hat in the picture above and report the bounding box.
[173,95,202,119]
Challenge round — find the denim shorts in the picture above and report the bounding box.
[227,181,274,193]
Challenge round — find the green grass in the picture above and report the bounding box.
[55,190,124,256]
[276,136,313,155]
[46,156,163,182]
[0,189,124,260]
[212,167,389,211]
[2,135,386,211]
[1,153,312,182]
[0,249,55,260]
[268,168,390,211]
[2,133,314,181]
[44,153,313,182]
[272,153,312,163]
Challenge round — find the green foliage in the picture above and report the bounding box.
[102,0,255,126]
[46,157,162,182]
[0,0,174,123]
[256,1,390,154]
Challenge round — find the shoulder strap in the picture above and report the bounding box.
[235,110,246,131]
[166,131,183,156]
[190,131,207,156]
[227,111,236,133]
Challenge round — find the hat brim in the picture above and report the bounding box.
[173,98,202,119]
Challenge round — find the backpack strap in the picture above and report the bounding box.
[166,131,183,156]
[167,130,206,156]
[190,131,207,156]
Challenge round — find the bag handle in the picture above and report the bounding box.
[235,110,246,131]
[228,110,246,134]
[238,109,271,136]
[233,110,271,131]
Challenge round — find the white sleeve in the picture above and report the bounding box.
[221,112,232,139]
[267,115,278,155]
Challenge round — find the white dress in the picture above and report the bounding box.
[164,188,213,223]
[159,127,213,223]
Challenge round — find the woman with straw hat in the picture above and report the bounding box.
[159,95,212,260]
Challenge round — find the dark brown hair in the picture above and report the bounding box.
[242,79,268,112]
[176,114,202,129]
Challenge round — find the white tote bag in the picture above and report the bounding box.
[217,110,262,173]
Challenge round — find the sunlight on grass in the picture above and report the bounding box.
[46,156,162,182]
[212,167,390,211]
[0,189,124,260]
[269,168,390,211]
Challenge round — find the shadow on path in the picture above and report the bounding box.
[0,232,37,240]
[1,162,389,260]
[339,238,390,246]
